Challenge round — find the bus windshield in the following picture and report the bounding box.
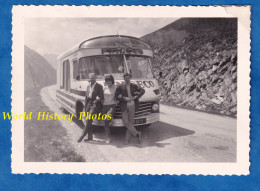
[78,55,125,80]
[126,56,153,79]
[78,55,153,80]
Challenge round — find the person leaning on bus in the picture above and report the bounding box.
[77,73,104,143]
[115,73,145,144]
[102,74,117,144]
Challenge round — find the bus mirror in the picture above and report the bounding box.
[76,75,80,81]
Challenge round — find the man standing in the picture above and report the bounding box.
[115,73,145,144]
[77,73,104,143]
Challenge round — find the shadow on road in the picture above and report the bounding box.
[60,107,196,148]
[74,120,195,149]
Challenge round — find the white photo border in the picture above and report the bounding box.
[11,5,251,175]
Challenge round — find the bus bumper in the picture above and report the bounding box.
[92,113,160,127]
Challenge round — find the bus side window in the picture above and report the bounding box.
[73,60,78,80]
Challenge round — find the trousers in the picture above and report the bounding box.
[121,104,139,141]
[102,104,116,139]
[79,102,97,140]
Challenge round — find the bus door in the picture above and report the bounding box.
[63,60,71,92]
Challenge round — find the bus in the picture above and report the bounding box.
[56,35,160,127]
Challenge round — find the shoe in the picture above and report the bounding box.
[137,132,141,143]
[77,136,84,143]
[105,138,110,144]
[85,138,93,142]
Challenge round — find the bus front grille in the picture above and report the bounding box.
[113,102,152,119]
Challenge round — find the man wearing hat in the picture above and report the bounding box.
[115,73,145,144]
[77,73,104,142]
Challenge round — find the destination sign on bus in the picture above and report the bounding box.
[101,48,143,55]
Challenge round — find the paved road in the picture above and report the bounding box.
[41,85,236,162]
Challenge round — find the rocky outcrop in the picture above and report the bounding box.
[142,18,237,117]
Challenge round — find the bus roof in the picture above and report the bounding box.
[57,35,151,60]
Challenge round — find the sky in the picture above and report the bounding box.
[24,18,178,56]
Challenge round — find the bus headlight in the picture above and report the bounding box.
[152,103,159,112]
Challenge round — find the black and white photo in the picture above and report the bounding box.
[11,5,250,175]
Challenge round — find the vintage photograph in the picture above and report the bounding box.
[11,6,250,174]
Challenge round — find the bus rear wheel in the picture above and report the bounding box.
[61,106,67,113]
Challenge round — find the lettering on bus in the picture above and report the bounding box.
[109,80,154,88]
[134,80,154,88]
[101,48,143,55]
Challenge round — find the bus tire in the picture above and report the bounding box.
[110,126,126,134]
[61,106,67,113]
[136,124,151,131]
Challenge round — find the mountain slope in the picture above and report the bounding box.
[24,46,56,90]
[43,53,58,69]
[141,18,237,116]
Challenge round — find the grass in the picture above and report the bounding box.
[24,88,85,162]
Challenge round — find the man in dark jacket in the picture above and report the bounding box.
[77,73,104,142]
[115,73,145,144]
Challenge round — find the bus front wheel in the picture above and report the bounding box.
[136,124,151,131]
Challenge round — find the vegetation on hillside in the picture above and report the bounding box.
[24,46,56,90]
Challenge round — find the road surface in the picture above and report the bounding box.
[40,85,236,162]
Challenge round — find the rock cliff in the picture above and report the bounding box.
[142,18,237,117]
